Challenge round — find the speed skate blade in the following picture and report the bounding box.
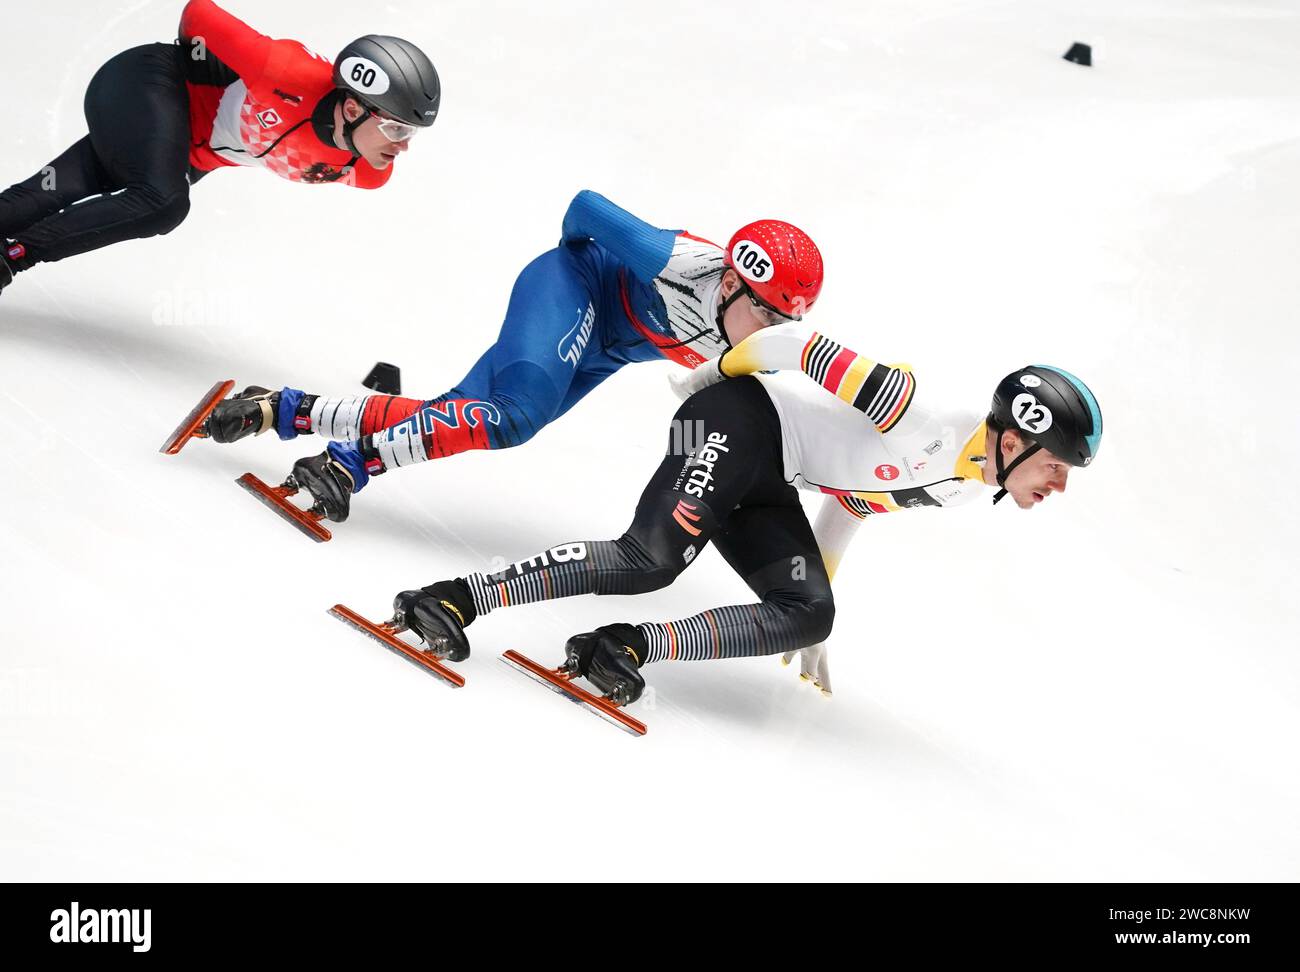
[329,604,465,688]
[236,472,332,543]
[500,650,647,736]
[159,379,236,455]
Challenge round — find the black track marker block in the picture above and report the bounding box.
[1063,42,1092,67]
[363,361,402,396]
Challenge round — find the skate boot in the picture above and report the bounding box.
[392,580,475,662]
[288,450,355,523]
[206,386,278,443]
[563,624,646,705]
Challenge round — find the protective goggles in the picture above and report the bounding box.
[357,102,420,143]
[374,115,420,143]
[744,284,801,325]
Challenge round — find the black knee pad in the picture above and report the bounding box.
[119,182,190,237]
[151,191,191,236]
[801,594,837,645]
[764,588,836,646]
[608,530,687,595]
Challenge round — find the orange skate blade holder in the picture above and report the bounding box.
[329,604,465,688]
[159,379,236,455]
[236,471,333,543]
[500,649,647,736]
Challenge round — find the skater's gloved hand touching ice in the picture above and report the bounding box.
[782,642,832,696]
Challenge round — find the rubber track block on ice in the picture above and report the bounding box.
[363,361,402,396]
[1063,42,1091,66]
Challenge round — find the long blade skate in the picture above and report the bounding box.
[328,604,465,688]
[159,379,236,455]
[500,650,647,736]
[236,472,332,543]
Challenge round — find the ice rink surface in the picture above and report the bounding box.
[1,0,1298,881]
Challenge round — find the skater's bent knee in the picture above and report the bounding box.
[485,362,566,444]
[768,591,836,646]
[803,595,837,644]
[608,531,684,595]
[628,561,681,595]
[151,190,191,236]
[619,551,681,595]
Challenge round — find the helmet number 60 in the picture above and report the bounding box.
[339,56,391,95]
[352,63,377,88]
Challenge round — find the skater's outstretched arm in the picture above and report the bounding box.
[780,494,867,693]
[180,0,284,83]
[560,190,682,284]
[180,0,333,92]
[719,323,920,435]
[812,493,866,574]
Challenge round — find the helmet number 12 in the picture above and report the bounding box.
[731,241,773,281]
[1012,393,1053,434]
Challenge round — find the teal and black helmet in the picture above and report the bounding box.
[988,365,1102,503]
[990,364,1102,467]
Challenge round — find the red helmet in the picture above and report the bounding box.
[724,220,824,320]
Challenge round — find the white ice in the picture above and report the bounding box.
[1,0,1298,881]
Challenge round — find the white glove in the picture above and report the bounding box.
[782,642,832,696]
[667,355,727,402]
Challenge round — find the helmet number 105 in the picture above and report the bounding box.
[732,241,773,281]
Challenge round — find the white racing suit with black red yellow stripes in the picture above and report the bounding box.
[720,324,992,690]
[423,322,991,692]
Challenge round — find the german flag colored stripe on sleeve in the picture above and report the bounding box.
[836,493,895,518]
[800,333,915,433]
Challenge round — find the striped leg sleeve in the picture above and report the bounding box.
[461,534,672,618]
[308,394,427,440]
[637,599,828,663]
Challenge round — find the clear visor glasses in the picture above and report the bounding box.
[746,287,800,326]
[365,111,420,144]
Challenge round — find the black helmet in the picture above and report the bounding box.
[988,364,1102,503]
[333,35,440,127]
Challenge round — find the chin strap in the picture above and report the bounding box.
[992,429,1042,505]
[715,284,746,349]
[340,107,371,156]
[336,93,379,156]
